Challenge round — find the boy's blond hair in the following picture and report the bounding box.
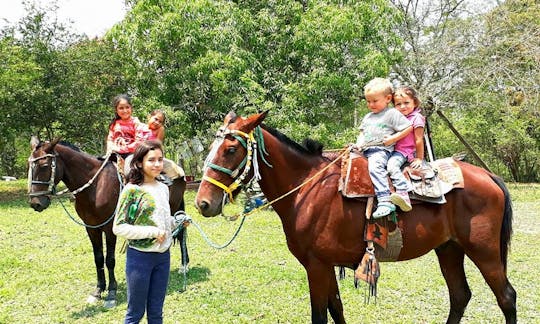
[364,77,393,96]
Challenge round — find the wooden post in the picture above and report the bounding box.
[424,118,436,162]
[436,110,492,173]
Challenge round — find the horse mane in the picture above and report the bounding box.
[261,124,323,156]
[58,141,82,152]
[35,139,81,152]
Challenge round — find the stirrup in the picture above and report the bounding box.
[372,202,395,219]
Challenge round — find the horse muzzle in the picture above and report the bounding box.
[194,197,221,218]
[29,196,50,212]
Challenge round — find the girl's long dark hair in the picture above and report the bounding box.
[108,94,132,130]
[127,140,164,185]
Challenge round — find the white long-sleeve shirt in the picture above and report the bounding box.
[113,182,175,253]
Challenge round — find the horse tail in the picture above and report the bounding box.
[490,174,513,272]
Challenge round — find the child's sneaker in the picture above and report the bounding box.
[390,191,412,212]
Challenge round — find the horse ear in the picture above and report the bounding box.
[244,110,268,129]
[45,137,62,152]
[51,137,61,146]
[30,136,40,150]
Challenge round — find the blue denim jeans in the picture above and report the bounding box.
[387,151,413,192]
[125,248,170,324]
[364,148,391,201]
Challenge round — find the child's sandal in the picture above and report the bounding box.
[372,202,396,219]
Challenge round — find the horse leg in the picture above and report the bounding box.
[466,249,517,323]
[103,227,118,308]
[305,258,346,324]
[86,228,106,303]
[327,269,345,324]
[435,241,471,324]
[177,227,190,273]
[169,177,188,273]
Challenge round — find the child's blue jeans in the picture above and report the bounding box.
[364,148,392,201]
[387,151,413,192]
[125,247,170,324]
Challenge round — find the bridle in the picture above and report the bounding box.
[28,153,58,197]
[28,147,121,228]
[28,148,113,198]
[202,125,272,205]
[202,123,348,219]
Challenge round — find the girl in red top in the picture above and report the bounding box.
[106,94,145,158]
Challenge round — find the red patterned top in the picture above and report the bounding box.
[107,117,145,154]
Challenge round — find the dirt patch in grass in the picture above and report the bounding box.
[0,180,27,203]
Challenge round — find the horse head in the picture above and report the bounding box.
[28,136,62,212]
[196,111,268,217]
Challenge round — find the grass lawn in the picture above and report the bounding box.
[1,180,539,323]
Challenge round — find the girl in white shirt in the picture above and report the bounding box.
[113,140,177,324]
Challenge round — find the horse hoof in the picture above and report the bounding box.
[86,295,100,304]
[103,299,117,308]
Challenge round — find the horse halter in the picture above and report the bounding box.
[28,153,58,197]
[202,125,271,205]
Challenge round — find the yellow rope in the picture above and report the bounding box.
[238,148,349,218]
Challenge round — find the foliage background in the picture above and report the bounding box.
[0,0,538,181]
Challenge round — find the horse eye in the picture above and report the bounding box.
[40,163,49,168]
[226,146,237,154]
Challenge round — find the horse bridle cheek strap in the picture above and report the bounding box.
[28,153,57,197]
[203,128,259,204]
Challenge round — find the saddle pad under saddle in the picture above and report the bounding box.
[339,152,464,200]
[406,158,464,201]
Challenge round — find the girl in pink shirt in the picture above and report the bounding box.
[388,86,426,212]
[141,110,166,142]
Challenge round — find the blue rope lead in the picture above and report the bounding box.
[189,216,247,250]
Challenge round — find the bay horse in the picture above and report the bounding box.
[195,111,516,324]
[28,137,187,307]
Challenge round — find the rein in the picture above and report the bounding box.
[57,152,114,196]
[28,151,123,228]
[203,125,349,220]
[233,148,348,220]
[57,169,123,229]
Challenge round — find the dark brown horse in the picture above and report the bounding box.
[28,137,187,307]
[195,112,516,324]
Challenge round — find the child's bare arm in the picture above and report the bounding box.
[413,127,425,160]
[383,126,412,146]
[155,127,165,142]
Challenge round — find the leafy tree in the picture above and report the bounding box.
[453,0,540,181]
[107,0,401,147]
[0,37,42,175]
[389,0,539,181]
[0,1,130,176]
[52,38,130,153]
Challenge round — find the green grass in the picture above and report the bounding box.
[1,180,539,323]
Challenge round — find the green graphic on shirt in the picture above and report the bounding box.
[116,186,157,249]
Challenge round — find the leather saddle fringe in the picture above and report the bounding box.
[354,250,380,302]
